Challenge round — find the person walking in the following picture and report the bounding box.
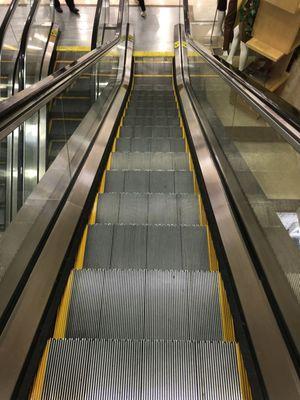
[137,0,146,18]
[54,0,79,14]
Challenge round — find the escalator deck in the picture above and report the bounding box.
[30,56,252,400]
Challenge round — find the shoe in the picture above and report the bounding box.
[141,11,146,17]
[55,6,63,13]
[70,7,79,14]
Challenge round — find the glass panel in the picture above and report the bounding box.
[0,0,32,100]
[0,27,126,233]
[187,45,300,310]
[23,0,54,89]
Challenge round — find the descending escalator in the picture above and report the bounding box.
[30,56,251,399]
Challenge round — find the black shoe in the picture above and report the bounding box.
[70,7,79,14]
[55,6,63,13]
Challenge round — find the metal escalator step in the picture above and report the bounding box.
[105,171,194,193]
[111,152,189,171]
[133,85,173,92]
[66,269,105,338]
[145,270,189,339]
[84,224,209,270]
[196,341,242,400]
[142,340,197,399]
[147,225,181,269]
[65,270,222,340]
[189,271,223,339]
[149,171,175,193]
[178,193,200,225]
[120,126,182,138]
[84,224,114,268]
[111,224,147,268]
[41,339,242,399]
[116,138,185,152]
[126,108,178,117]
[129,100,176,108]
[134,76,173,86]
[118,193,148,224]
[182,225,209,269]
[96,193,200,225]
[96,192,120,224]
[41,339,142,400]
[123,116,180,127]
[148,193,177,224]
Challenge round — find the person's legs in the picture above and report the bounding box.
[223,0,237,52]
[54,0,63,12]
[66,0,79,13]
[138,0,146,17]
[227,25,240,64]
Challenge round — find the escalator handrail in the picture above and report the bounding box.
[0,0,125,138]
[182,0,300,145]
[11,0,54,95]
[91,0,104,49]
[0,0,20,54]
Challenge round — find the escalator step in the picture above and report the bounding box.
[105,171,194,193]
[120,126,182,138]
[123,116,180,127]
[40,339,242,400]
[129,100,176,108]
[133,85,173,92]
[64,269,222,340]
[116,138,185,152]
[83,224,209,270]
[134,76,173,86]
[96,193,200,225]
[110,152,189,171]
[126,107,178,117]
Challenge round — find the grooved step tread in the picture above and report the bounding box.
[40,339,242,400]
[120,126,182,138]
[84,224,209,270]
[65,269,223,340]
[105,171,194,194]
[97,193,200,225]
[116,138,185,152]
[110,152,189,171]
[123,116,180,127]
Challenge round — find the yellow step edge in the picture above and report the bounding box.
[218,273,235,341]
[29,341,51,400]
[56,45,91,52]
[74,225,88,269]
[189,74,218,78]
[207,226,219,272]
[53,272,74,338]
[89,195,99,225]
[236,343,253,400]
[99,171,107,193]
[133,74,173,77]
[133,51,174,57]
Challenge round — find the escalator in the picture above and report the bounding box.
[0,6,299,400]
[30,57,251,398]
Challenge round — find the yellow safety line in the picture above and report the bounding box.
[133,74,173,77]
[236,343,253,400]
[189,74,218,77]
[218,274,235,341]
[133,51,174,57]
[207,226,218,272]
[29,341,51,400]
[134,60,173,64]
[74,225,88,269]
[57,46,91,52]
[99,171,107,193]
[89,195,99,225]
[53,272,74,338]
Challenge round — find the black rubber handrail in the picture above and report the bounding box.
[0,0,125,137]
[91,0,104,49]
[0,0,20,54]
[182,0,300,142]
[12,0,47,94]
